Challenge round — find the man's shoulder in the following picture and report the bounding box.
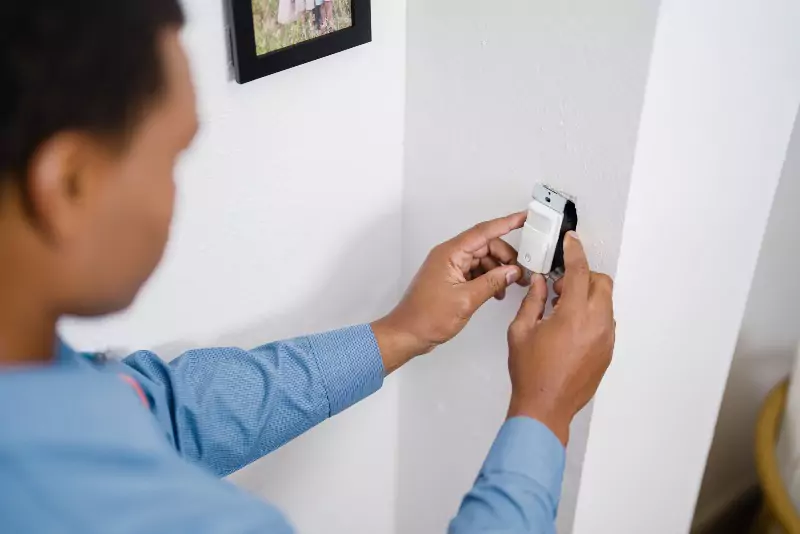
[0,364,163,450]
[0,365,294,534]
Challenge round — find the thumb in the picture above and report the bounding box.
[514,274,548,327]
[466,265,521,309]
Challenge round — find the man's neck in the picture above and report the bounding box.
[0,300,58,366]
[0,239,58,365]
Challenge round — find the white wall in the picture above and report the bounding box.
[693,112,800,528]
[60,1,406,533]
[399,1,660,532]
[572,2,800,533]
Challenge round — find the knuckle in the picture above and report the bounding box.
[430,242,448,257]
[457,295,475,319]
[466,223,484,239]
[486,274,504,293]
[508,321,528,343]
[574,262,590,276]
[595,273,614,291]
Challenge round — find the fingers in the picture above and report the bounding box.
[555,272,613,297]
[513,274,548,328]
[465,265,521,309]
[452,212,527,254]
[553,238,613,316]
[488,238,529,286]
[553,276,564,296]
[480,257,506,300]
[589,273,615,322]
[559,232,591,308]
[487,238,518,265]
[590,273,614,298]
[480,256,501,273]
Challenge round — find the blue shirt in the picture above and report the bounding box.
[0,324,565,533]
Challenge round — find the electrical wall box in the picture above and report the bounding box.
[517,184,578,279]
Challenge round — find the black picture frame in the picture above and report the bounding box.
[227,0,372,84]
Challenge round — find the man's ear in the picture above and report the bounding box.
[26,132,103,241]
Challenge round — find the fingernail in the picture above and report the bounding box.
[567,231,580,241]
[506,268,520,285]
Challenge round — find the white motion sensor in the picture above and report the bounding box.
[517,184,574,278]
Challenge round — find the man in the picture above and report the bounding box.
[0,1,615,533]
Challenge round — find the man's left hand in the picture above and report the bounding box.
[372,212,528,373]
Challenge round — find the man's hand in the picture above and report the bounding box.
[372,212,528,373]
[506,232,615,445]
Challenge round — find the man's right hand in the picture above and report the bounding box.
[506,232,615,445]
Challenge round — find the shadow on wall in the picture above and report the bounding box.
[148,210,402,503]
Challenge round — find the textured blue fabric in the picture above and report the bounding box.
[449,417,566,534]
[0,325,566,533]
[0,350,295,534]
[122,324,384,477]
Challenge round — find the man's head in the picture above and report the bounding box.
[0,1,197,317]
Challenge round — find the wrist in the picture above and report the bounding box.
[370,315,427,375]
[507,396,572,446]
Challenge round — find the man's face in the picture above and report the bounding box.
[59,29,198,315]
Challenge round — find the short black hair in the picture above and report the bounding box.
[0,0,185,186]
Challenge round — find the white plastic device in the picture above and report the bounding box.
[518,184,569,276]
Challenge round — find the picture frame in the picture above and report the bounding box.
[227,0,372,84]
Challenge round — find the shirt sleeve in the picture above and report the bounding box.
[449,417,566,534]
[121,324,385,477]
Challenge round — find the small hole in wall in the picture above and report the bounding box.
[546,197,551,203]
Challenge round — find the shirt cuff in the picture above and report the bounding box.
[482,417,566,502]
[306,324,385,416]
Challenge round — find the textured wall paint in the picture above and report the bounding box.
[694,112,800,528]
[60,1,406,533]
[399,1,660,532]
[571,1,800,533]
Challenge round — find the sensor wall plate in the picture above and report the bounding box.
[518,185,578,280]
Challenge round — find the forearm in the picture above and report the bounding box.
[449,417,565,534]
[123,324,385,476]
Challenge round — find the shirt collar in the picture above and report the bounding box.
[55,338,81,365]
